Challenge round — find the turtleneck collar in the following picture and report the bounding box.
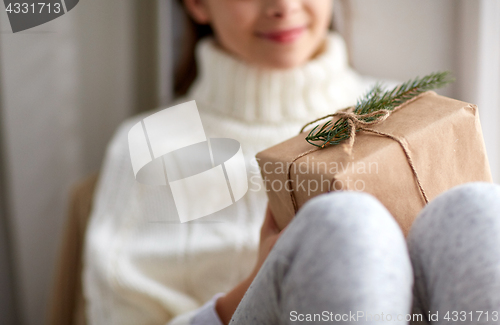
[188,33,365,124]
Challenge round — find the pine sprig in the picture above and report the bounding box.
[305,71,455,147]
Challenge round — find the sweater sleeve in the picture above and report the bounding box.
[168,293,225,325]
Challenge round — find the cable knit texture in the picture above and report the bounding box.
[83,33,371,325]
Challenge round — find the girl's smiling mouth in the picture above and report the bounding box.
[255,26,307,43]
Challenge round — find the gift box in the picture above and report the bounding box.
[256,91,492,236]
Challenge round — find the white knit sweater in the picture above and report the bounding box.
[83,33,371,325]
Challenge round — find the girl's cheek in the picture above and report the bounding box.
[223,1,260,25]
[214,3,260,39]
[306,0,333,28]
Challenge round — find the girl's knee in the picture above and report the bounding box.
[408,184,500,298]
[409,182,500,253]
[294,190,401,239]
[414,182,500,232]
[273,191,410,284]
[438,182,500,208]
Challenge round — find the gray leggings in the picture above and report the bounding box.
[230,182,500,324]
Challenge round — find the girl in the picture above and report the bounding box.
[83,1,500,324]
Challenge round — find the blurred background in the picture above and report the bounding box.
[0,0,499,324]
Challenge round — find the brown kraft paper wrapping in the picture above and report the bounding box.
[255,91,492,236]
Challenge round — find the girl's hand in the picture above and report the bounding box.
[215,203,285,325]
[250,204,284,279]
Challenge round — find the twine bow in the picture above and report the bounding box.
[287,92,430,213]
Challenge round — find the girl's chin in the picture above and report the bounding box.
[251,38,326,69]
[252,55,312,70]
[251,48,320,69]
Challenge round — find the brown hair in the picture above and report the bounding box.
[174,0,213,98]
[173,0,349,98]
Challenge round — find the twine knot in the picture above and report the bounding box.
[288,92,431,213]
[326,108,392,154]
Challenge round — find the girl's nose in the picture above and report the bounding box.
[264,0,301,18]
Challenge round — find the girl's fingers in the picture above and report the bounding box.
[261,204,279,237]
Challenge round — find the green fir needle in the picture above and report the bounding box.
[305,71,455,148]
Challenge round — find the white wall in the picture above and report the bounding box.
[348,0,457,96]
[0,1,136,324]
[474,0,500,183]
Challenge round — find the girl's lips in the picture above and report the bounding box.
[256,26,306,43]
